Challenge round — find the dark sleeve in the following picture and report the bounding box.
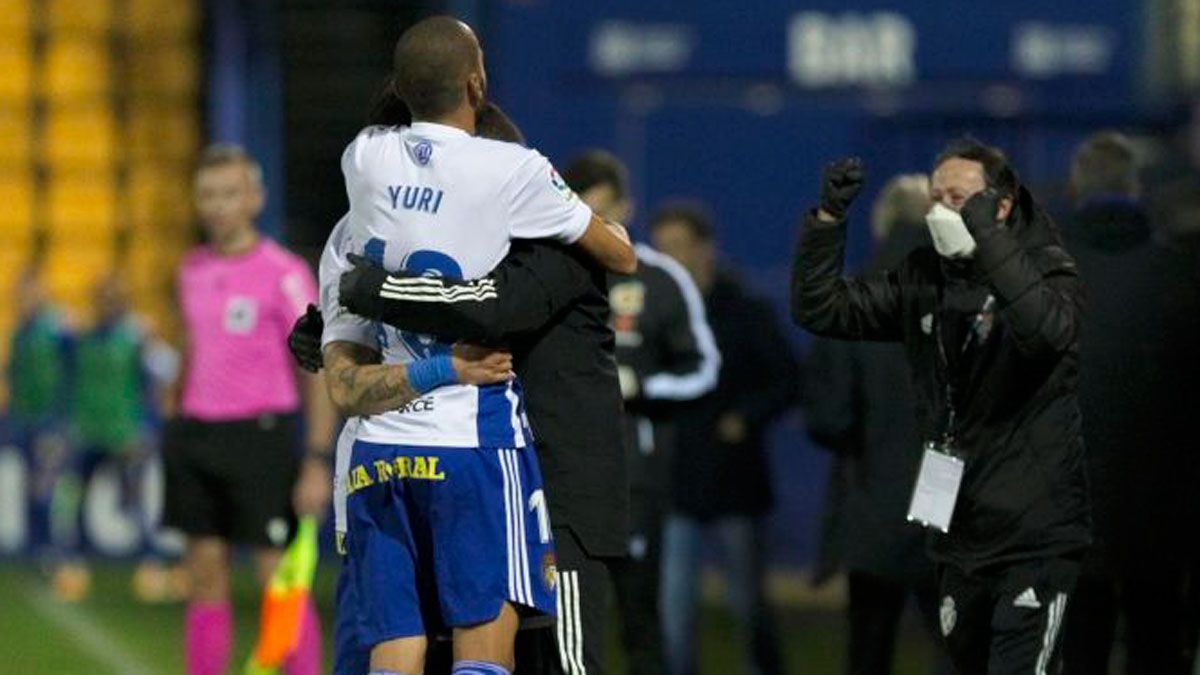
[803,337,861,456]
[973,231,1083,357]
[732,300,800,428]
[790,210,905,341]
[374,242,595,343]
[639,259,721,401]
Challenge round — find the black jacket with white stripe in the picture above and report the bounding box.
[609,244,721,496]
[343,240,630,558]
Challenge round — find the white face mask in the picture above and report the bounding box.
[925,202,977,259]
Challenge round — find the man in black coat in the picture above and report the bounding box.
[561,153,721,675]
[1059,131,1200,675]
[805,174,951,675]
[792,139,1090,675]
[650,204,797,675]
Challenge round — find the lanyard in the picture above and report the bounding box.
[934,294,995,446]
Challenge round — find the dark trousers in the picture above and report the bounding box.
[937,557,1079,675]
[847,571,952,675]
[515,527,615,675]
[1061,556,1190,675]
[610,491,665,675]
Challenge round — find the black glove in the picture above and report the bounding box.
[338,253,390,321]
[288,304,324,373]
[960,188,1004,239]
[819,157,865,221]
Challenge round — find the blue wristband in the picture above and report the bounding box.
[406,355,457,394]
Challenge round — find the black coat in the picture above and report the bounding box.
[1064,199,1200,568]
[806,225,933,584]
[792,187,1091,574]
[669,270,800,519]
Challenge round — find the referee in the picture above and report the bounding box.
[168,145,335,675]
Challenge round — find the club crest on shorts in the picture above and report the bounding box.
[940,595,957,636]
[541,552,557,591]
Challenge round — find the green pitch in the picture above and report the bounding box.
[0,563,939,674]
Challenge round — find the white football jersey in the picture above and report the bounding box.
[321,122,592,448]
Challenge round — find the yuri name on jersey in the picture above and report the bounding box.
[388,184,445,214]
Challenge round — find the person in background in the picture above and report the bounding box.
[562,152,721,675]
[650,203,796,675]
[1059,132,1200,675]
[164,144,335,675]
[805,175,952,675]
[6,268,75,594]
[52,273,181,603]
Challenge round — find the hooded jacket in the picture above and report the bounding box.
[792,186,1090,574]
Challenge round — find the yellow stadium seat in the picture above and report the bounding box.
[130,164,195,231]
[47,173,117,239]
[128,0,196,39]
[47,0,112,32]
[128,105,199,162]
[43,38,110,99]
[0,249,30,303]
[0,43,32,100]
[0,171,34,239]
[0,107,32,164]
[44,244,114,313]
[0,0,31,32]
[43,105,116,167]
[130,44,199,97]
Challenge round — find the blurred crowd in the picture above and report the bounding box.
[3,113,1200,675]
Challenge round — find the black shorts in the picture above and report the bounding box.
[163,413,300,548]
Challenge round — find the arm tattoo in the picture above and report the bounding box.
[323,341,419,416]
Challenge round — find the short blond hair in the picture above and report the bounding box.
[872,173,931,241]
[196,143,264,189]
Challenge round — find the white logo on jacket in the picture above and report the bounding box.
[940,596,957,636]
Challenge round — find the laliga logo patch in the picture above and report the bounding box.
[920,313,933,335]
[542,552,557,591]
[549,167,575,201]
[414,140,433,165]
[940,595,957,636]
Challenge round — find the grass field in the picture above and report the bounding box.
[0,563,941,674]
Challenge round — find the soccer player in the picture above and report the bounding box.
[286,100,628,675]
[321,16,634,675]
[336,147,717,675]
[7,268,74,593]
[59,273,180,602]
[164,144,336,675]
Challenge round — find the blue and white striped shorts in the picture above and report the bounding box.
[343,441,557,647]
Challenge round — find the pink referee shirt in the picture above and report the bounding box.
[178,238,317,421]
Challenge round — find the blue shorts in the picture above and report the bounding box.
[332,560,369,675]
[343,441,557,648]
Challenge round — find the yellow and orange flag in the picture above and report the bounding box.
[244,517,319,675]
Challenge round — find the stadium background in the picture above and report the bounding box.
[0,0,1197,672]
